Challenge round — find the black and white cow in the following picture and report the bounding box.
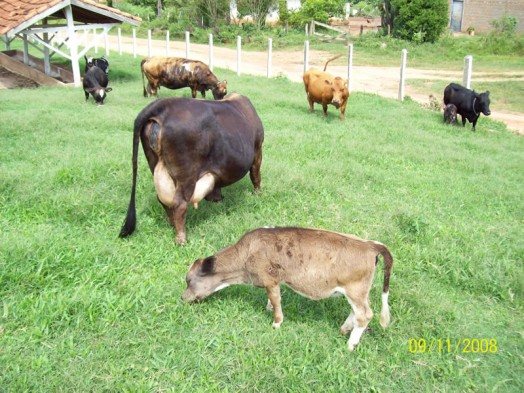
[85,55,109,76]
[83,66,112,105]
[443,83,491,131]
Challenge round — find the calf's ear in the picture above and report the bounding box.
[200,256,216,275]
[106,87,113,93]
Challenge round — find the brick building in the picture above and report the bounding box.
[449,0,524,33]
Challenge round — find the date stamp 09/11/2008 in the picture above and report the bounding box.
[408,338,498,354]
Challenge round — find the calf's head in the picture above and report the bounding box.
[87,86,113,105]
[444,104,457,124]
[182,256,225,302]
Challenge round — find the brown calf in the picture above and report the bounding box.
[182,227,393,351]
[303,55,349,120]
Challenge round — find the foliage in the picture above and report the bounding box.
[490,15,518,36]
[382,0,449,43]
[236,0,278,30]
[288,0,346,26]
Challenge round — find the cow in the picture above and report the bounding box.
[443,83,491,131]
[84,55,109,76]
[443,103,458,124]
[182,226,393,351]
[141,57,227,100]
[119,94,264,245]
[303,54,349,120]
[83,66,112,105]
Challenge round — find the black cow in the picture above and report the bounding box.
[119,94,264,245]
[443,104,458,124]
[83,66,112,105]
[443,83,491,131]
[85,55,109,76]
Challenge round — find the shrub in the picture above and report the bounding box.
[288,0,346,26]
[490,15,518,35]
[382,0,448,43]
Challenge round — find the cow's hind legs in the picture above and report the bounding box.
[204,187,223,202]
[249,147,263,192]
[345,295,373,351]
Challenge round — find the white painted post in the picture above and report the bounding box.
[398,48,407,101]
[118,28,122,55]
[94,28,98,54]
[65,5,81,87]
[209,34,214,71]
[23,34,29,64]
[463,55,473,89]
[267,38,272,78]
[104,29,109,57]
[305,24,309,36]
[132,29,136,58]
[304,40,309,73]
[185,31,190,58]
[347,43,353,93]
[237,36,242,76]
[147,30,152,57]
[166,31,170,56]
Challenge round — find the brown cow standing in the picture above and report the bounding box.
[141,56,227,100]
[303,55,349,120]
[119,94,264,245]
[182,227,393,351]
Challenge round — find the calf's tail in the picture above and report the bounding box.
[323,54,342,71]
[375,243,393,328]
[119,114,142,238]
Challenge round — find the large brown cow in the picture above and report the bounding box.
[119,94,264,245]
[141,56,227,100]
[303,55,349,120]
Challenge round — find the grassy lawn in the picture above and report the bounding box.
[0,52,523,391]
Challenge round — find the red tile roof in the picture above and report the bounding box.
[0,0,141,36]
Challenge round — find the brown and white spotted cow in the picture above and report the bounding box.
[141,56,227,100]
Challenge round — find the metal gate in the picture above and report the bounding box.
[450,0,464,32]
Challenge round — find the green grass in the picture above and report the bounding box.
[1,53,523,392]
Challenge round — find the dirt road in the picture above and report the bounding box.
[92,35,524,135]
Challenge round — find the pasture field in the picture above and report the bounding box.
[0,53,523,392]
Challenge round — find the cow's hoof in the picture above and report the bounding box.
[175,234,187,245]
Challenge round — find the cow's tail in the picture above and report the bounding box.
[374,242,393,328]
[323,54,342,71]
[119,113,142,238]
[141,58,148,97]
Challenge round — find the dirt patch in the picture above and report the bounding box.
[0,66,39,89]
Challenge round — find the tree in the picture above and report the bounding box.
[199,0,230,29]
[382,0,449,43]
[236,0,278,30]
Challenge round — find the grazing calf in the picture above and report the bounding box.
[83,66,112,105]
[443,83,491,131]
[85,55,109,76]
[443,104,458,124]
[303,55,349,120]
[182,227,393,351]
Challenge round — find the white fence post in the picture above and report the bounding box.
[118,28,122,55]
[267,38,272,78]
[304,40,309,73]
[104,30,109,56]
[398,48,407,101]
[305,24,309,36]
[147,30,152,57]
[185,31,190,58]
[463,55,473,89]
[209,34,214,71]
[132,29,136,58]
[237,36,242,76]
[166,31,170,56]
[94,28,98,54]
[347,43,353,93]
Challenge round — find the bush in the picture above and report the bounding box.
[288,0,346,26]
[491,15,518,35]
[383,0,448,43]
